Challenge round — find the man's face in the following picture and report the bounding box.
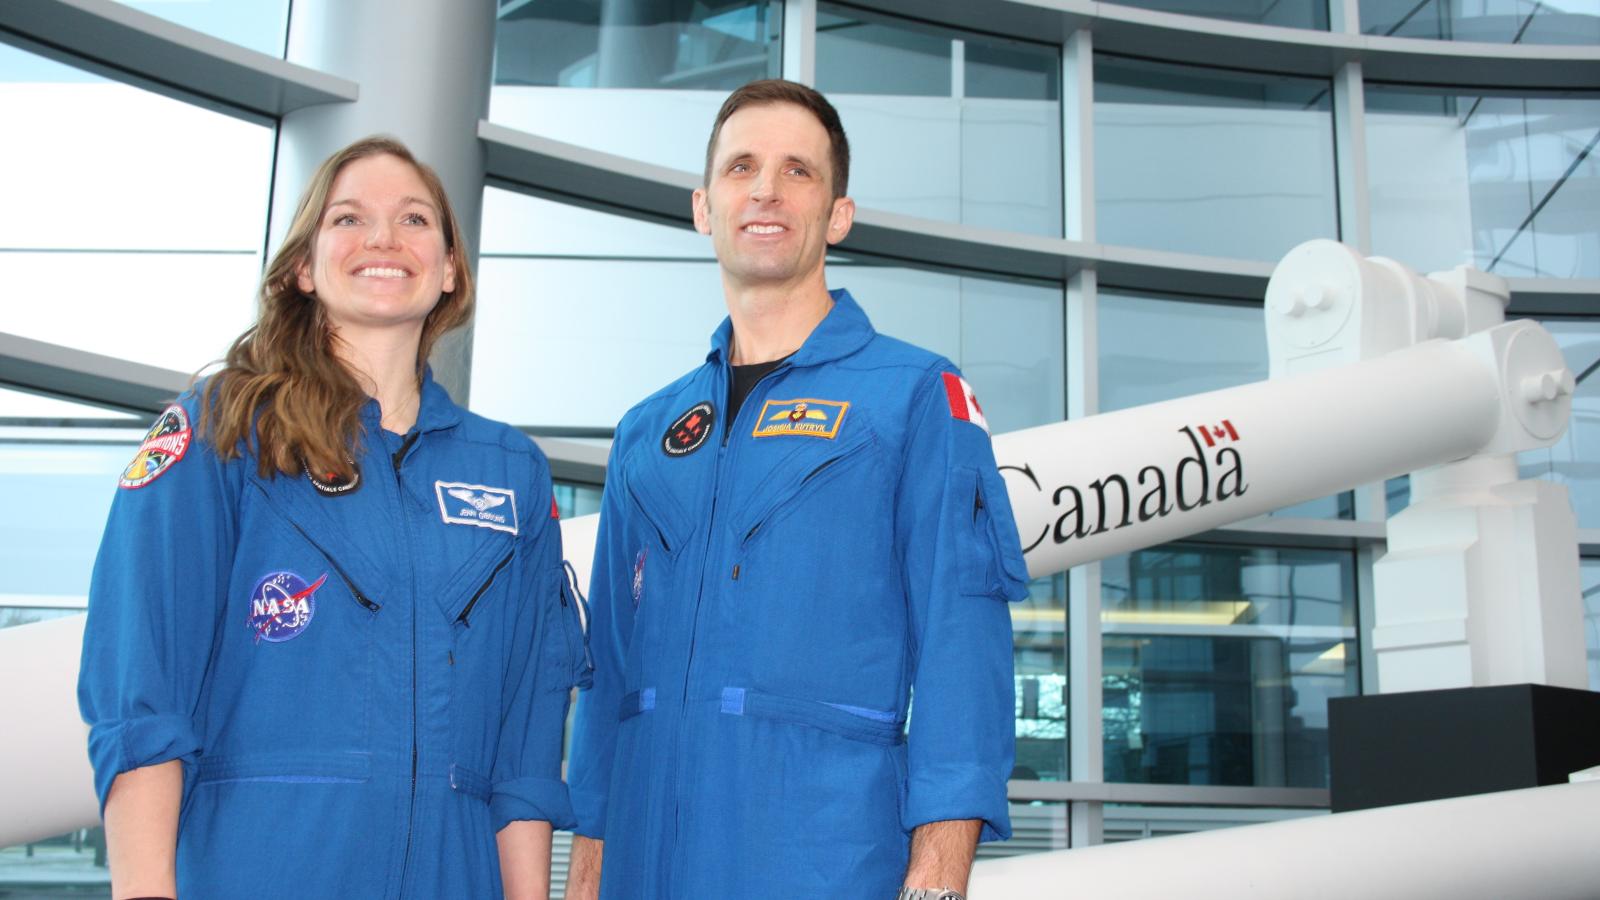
[693,102,854,292]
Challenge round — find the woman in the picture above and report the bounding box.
[78,136,588,899]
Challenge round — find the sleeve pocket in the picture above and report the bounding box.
[551,561,595,690]
[956,465,1031,601]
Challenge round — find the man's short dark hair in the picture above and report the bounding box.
[703,79,851,200]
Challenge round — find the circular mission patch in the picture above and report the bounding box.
[247,570,326,643]
[662,401,715,457]
[119,404,192,489]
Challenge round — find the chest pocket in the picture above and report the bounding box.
[623,455,693,559]
[732,430,878,553]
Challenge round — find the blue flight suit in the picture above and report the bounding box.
[569,291,1030,898]
[78,374,589,899]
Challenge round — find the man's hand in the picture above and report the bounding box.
[565,834,605,900]
[903,819,981,894]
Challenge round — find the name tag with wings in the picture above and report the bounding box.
[435,481,519,535]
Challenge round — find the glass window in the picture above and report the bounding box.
[1583,558,1600,691]
[976,801,1068,858]
[489,0,782,168]
[1108,0,1329,28]
[0,386,141,422]
[0,430,142,607]
[1102,542,1360,788]
[111,0,292,56]
[1097,290,1354,519]
[0,829,107,894]
[1366,87,1600,280]
[0,43,273,375]
[554,480,604,519]
[1103,804,1322,842]
[1012,575,1068,782]
[1360,0,1600,44]
[1094,55,1338,262]
[815,4,1063,236]
[473,189,1068,434]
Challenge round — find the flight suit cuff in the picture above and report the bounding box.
[491,775,576,832]
[904,764,1013,843]
[87,715,201,814]
[568,787,609,839]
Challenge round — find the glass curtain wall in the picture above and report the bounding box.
[1111,0,1329,28]
[108,0,292,56]
[0,42,275,374]
[1360,0,1600,43]
[490,0,782,167]
[814,3,1063,235]
[1366,87,1600,280]
[1094,55,1339,262]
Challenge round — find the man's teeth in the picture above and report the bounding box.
[744,224,785,234]
[355,266,408,278]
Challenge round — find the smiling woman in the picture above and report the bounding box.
[76,135,589,900]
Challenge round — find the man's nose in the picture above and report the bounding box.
[749,168,779,203]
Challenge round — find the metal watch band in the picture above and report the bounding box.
[896,889,965,900]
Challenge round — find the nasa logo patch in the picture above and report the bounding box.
[120,404,192,489]
[631,546,647,607]
[662,401,714,457]
[247,570,326,643]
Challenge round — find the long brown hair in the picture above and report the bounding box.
[200,136,474,481]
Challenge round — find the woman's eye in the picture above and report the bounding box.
[402,212,429,226]
[331,213,358,226]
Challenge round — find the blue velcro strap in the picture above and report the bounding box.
[720,687,746,715]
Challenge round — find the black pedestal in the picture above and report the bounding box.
[1328,683,1600,813]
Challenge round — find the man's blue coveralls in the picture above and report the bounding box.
[568,291,1031,898]
[78,374,590,899]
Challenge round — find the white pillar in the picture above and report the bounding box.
[270,0,497,402]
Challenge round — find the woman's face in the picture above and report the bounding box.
[296,153,456,336]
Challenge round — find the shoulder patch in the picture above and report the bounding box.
[663,401,715,457]
[435,481,519,535]
[120,404,192,489]
[751,398,848,439]
[941,373,989,434]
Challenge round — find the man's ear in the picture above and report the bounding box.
[825,196,856,246]
[692,188,712,236]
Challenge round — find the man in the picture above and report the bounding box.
[566,79,1030,900]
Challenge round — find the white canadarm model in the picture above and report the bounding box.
[0,241,1590,897]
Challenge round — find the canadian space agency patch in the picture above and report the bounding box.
[120,404,192,489]
[663,401,714,457]
[248,570,326,643]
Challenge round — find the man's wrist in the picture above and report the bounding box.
[897,888,965,900]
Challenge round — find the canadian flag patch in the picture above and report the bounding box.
[942,372,989,434]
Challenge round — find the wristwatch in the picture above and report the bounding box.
[896,889,965,900]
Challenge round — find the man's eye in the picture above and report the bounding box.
[730,163,751,174]
[787,167,809,177]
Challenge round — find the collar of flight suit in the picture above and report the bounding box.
[354,365,463,435]
[705,288,875,369]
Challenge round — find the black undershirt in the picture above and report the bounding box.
[726,355,791,435]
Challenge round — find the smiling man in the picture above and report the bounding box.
[565,80,1030,900]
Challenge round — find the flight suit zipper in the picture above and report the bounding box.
[284,520,382,611]
[670,359,788,895]
[456,552,514,626]
[390,430,421,896]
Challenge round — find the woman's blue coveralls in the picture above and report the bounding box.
[78,374,590,899]
[568,291,1031,898]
